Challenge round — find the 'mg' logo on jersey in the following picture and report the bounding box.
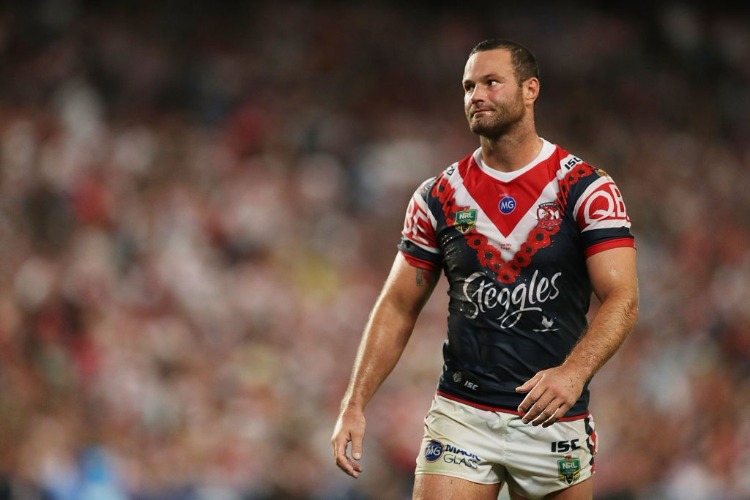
[453,208,477,233]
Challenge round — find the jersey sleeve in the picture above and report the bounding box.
[570,169,635,257]
[398,178,442,270]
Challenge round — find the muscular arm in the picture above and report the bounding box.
[332,252,440,477]
[517,246,639,426]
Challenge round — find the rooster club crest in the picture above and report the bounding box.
[537,202,562,230]
[453,208,477,233]
[557,455,581,484]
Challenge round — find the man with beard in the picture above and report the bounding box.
[332,39,639,499]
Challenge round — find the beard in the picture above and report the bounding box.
[466,89,526,139]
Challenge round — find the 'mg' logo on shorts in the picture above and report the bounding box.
[424,440,444,462]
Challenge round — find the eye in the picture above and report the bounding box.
[463,82,475,93]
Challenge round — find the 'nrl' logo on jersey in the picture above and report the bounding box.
[453,208,477,233]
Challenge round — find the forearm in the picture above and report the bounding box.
[340,293,420,412]
[331,256,437,478]
[339,257,438,413]
[561,289,639,383]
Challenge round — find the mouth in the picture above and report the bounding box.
[471,109,492,118]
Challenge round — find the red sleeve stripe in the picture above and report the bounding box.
[584,238,636,258]
[400,251,438,270]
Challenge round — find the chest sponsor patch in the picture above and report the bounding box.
[498,195,517,214]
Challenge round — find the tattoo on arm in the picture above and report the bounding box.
[416,268,425,287]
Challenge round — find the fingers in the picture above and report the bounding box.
[517,368,583,427]
[332,437,350,475]
[517,379,570,427]
[332,435,363,478]
[519,389,575,427]
[527,399,568,427]
[331,415,365,478]
[519,391,555,425]
[516,375,545,418]
[348,426,365,476]
[515,372,542,394]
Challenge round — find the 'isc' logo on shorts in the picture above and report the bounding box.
[424,440,444,462]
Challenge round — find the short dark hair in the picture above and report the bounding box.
[469,39,539,83]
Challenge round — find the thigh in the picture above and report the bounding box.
[547,476,592,499]
[414,473,501,500]
[508,477,592,499]
[414,396,505,485]
[505,414,597,499]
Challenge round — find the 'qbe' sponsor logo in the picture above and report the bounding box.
[580,182,630,228]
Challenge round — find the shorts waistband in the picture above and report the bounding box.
[436,390,591,422]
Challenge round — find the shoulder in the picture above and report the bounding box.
[413,152,473,200]
[550,145,618,190]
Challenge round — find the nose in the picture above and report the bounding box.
[467,84,486,104]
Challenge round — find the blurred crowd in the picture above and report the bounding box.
[0,1,749,499]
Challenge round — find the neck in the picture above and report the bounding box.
[479,125,542,173]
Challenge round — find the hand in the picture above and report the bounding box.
[331,408,366,478]
[516,366,584,427]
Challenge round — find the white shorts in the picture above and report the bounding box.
[415,395,597,499]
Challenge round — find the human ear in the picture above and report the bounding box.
[524,78,540,102]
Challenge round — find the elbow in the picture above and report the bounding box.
[626,291,640,330]
[604,287,639,333]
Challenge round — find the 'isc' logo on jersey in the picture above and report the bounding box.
[560,154,582,170]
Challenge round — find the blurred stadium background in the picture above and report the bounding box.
[0,0,749,499]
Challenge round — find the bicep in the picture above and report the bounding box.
[586,247,638,304]
[380,252,440,317]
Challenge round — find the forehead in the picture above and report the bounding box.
[463,48,514,80]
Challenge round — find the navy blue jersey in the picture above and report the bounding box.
[398,140,634,417]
